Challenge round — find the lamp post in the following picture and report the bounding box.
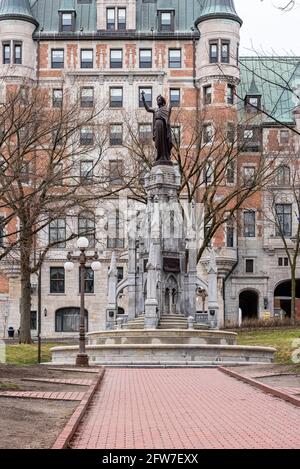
[64,237,101,367]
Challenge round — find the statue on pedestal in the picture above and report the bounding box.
[141,92,173,163]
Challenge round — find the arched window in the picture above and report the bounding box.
[55,307,88,332]
[277,165,290,186]
[78,211,95,247]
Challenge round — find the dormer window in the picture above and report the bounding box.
[106,8,126,31]
[158,11,175,32]
[245,95,261,110]
[59,12,75,32]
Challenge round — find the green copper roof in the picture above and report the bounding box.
[239,57,300,124]
[0,0,38,25]
[196,0,242,26]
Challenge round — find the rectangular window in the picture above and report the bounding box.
[278,257,289,267]
[139,123,152,143]
[13,43,22,64]
[107,8,115,30]
[107,208,124,248]
[205,161,214,184]
[139,49,152,68]
[110,124,123,146]
[50,267,65,294]
[243,166,256,186]
[244,211,256,237]
[221,41,230,63]
[226,221,234,248]
[110,49,122,68]
[159,11,174,32]
[3,43,10,64]
[169,49,181,68]
[139,87,152,107]
[109,160,124,185]
[276,204,292,237]
[80,127,94,146]
[209,42,218,63]
[203,85,212,105]
[110,87,123,107]
[30,311,37,330]
[117,8,126,30]
[227,123,235,144]
[170,88,180,107]
[20,162,30,184]
[80,87,94,108]
[80,161,94,183]
[81,49,93,68]
[51,49,64,69]
[245,259,254,274]
[0,216,4,247]
[117,266,124,283]
[203,124,213,144]
[52,89,63,108]
[79,267,94,294]
[60,12,73,32]
[227,84,234,105]
[226,160,235,183]
[280,129,289,144]
[78,213,95,247]
[49,218,66,248]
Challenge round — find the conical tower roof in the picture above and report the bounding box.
[196,0,242,26]
[248,75,261,96]
[0,0,38,26]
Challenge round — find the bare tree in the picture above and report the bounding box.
[0,82,139,343]
[264,161,300,324]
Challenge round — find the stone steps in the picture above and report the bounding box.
[125,314,209,330]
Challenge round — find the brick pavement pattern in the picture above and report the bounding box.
[71,368,300,449]
[22,378,94,386]
[0,391,85,401]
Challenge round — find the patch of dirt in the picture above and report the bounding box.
[0,365,96,449]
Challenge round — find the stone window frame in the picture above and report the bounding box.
[52,88,63,108]
[106,7,127,31]
[80,87,94,108]
[203,84,212,105]
[51,49,65,69]
[169,88,181,107]
[138,123,153,144]
[13,41,22,65]
[78,267,95,294]
[209,40,219,64]
[139,86,152,108]
[2,41,11,65]
[109,86,123,108]
[275,203,292,237]
[280,129,289,144]
[243,210,256,238]
[278,257,289,267]
[139,49,152,69]
[80,49,94,69]
[109,123,123,146]
[168,48,182,69]
[227,84,235,105]
[49,218,66,248]
[80,160,94,184]
[245,258,255,274]
[221,40,230,64]
[110,49,123,69]
[50,267,65,294]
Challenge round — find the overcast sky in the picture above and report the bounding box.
[235,0,300,55]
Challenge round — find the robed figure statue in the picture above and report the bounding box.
[141,92,173,163]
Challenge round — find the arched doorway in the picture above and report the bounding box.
[274,280,300,318]
[239,290,259,321]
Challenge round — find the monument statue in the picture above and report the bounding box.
[141,92,173,163]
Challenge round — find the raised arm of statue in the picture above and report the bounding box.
[141,91,155,114]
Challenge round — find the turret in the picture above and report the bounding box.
[0,0,38,80]
[195,0,242,102]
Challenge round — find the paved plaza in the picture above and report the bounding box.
[71,368,300,449]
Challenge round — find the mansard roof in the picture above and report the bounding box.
[239,57,300,124]
[196,0,242,26]
[0,0,38,25]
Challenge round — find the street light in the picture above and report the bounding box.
[64,236,101,367]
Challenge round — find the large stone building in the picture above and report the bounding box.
[0,0,300,338]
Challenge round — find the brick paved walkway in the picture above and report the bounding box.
[71,369,300,449]
[0,391,85,401]
[22,378,94,386]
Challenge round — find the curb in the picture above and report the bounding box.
[219,366,300,408]
[52,367,106,449]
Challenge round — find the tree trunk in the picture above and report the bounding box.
[19,241,32,344]
[291,266,296,326]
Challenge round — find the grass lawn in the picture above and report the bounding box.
[5,343,71,365]
[237,328,300,366]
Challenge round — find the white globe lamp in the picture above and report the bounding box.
[91,261,101,272]
[77,237,89,249]
[64,261,74,272]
